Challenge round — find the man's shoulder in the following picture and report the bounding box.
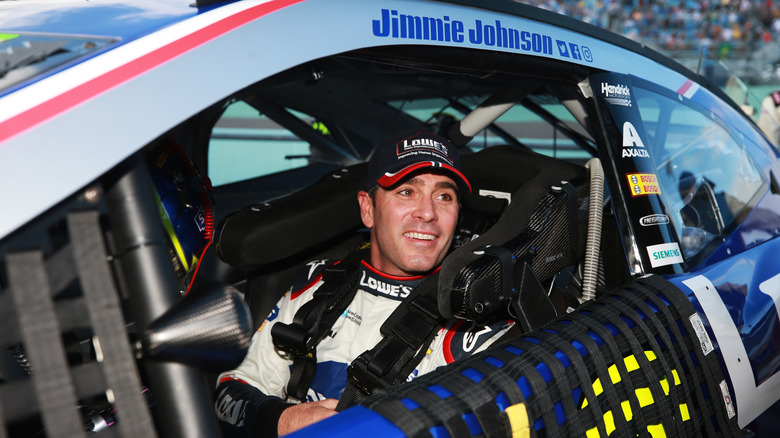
[290,246,371,293]
[290,258,333,292]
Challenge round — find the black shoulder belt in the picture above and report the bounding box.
[271,246,444,407]
[271,246,368,401]
[337,272,442,410]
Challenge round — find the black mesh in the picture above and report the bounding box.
[359,275,743,438]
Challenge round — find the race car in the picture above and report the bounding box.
[0,0,778,437]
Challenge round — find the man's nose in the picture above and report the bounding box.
[413,196,437,222]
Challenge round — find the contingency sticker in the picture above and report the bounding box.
[626,173,660,197]
[688,313,714,356]
[719,380,737,419]
[646,242,683,268]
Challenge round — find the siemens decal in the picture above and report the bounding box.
[372,9,592,62]
[646,242,683,268]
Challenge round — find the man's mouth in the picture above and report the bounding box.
[404,231,436,241]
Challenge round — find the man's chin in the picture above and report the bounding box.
[400,257,442,276]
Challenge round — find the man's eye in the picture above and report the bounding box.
[437,193,454,202]
[398,188,413,196]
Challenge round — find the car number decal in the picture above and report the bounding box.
[683,275,780,427]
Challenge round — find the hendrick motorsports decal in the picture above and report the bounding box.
[626,173,660,197]
[601,81,631,106]
[646,242,683,268]
[372,9,593,62]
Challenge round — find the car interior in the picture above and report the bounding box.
[165,45,633,328]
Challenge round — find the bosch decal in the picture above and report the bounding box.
[646,242,683,268]
[626,173,660,197]
[372,9,591,62]
[639,214,670,227]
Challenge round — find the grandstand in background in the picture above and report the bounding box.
[523,0,780,114]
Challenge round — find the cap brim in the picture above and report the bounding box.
[377,161,472,193]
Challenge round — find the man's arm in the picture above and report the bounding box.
[214,260,336,436]
[215,379,339,437]
[214,378,293,438]
[277,399,338,436]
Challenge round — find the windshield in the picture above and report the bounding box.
[0,33,115,94]
[635,85,765,263]
[693,46,769,127]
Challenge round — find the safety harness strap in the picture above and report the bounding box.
[337,273,443,410]
[271,246,369,401]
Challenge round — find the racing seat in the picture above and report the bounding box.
[215,164,369,326]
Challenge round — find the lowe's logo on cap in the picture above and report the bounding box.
[646,242,683,268]
[368,129,471,193]
[397,135,453,164]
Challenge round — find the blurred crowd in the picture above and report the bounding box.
[522,0,780,57]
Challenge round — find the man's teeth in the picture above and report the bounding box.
[405,232,435,241]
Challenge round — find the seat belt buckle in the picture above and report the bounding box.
[346,356,388,397]
[271,322,315,360]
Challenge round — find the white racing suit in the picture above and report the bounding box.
[215,258,513,437]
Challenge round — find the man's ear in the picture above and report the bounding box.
[357,191,374,228]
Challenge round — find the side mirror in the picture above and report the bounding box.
[140,283,252,372]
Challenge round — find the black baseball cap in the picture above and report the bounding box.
[365,130,471,193]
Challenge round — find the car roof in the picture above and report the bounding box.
[0,0,200,37]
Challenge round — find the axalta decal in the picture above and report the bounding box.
[371,9,593,63]
[646,242,683,268]
[621,121,648,158]
[626,172,660,197]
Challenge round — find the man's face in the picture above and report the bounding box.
[358,172,460,277]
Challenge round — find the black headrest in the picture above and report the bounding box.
[216,164,367,269]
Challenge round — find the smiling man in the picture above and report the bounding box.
[215,130,513,438]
